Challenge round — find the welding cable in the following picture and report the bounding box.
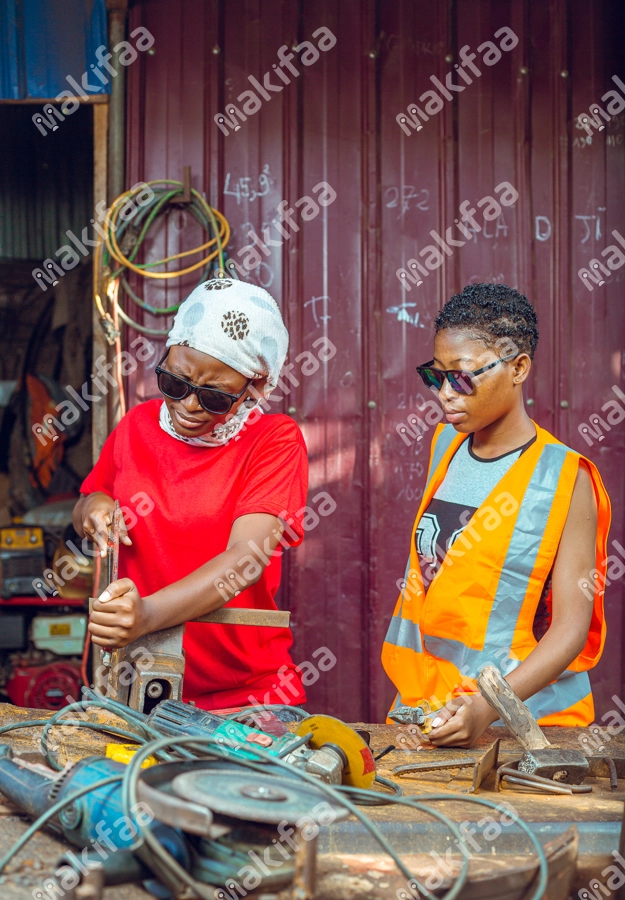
[0,775,122,874]
[105,180,229,278]
[0,719,52,736]
[336,787,549,900]
[78,689,197,760]
[80,629,91,689]
[225,704,311,723]
[108,278,126,418]
[93,180,230,339]
[123,735,548,900]
[338,775,403,806]
[39,703,152,771]
[119,735,460,900]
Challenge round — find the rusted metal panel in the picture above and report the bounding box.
[567,0,625,719]
[124,0,625,723]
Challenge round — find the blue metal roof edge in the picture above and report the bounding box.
[0,0,110,100]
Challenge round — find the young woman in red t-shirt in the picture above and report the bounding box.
[73,279,309,711]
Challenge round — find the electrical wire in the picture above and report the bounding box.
[122,735,548,900]
[93,180,231,340]
[0,776,122,874]
[120,734,463,900]
[79,688,197,760]
[224,704,311,723]
[39,702,151,771]
[108,277,126,419]
[0,719,51,736]
[0,696,548,900]
[341,775,403,805]
[276,732,312,757]
[106,181,229,278]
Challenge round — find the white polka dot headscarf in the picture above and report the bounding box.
[159,278,289,446]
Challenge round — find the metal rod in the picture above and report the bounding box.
[605,756,619,791]
[112,500,121,583]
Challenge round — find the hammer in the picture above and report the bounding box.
[477,664,590,787]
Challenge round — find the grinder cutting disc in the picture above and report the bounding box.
[171,771,349,825]
[295,715,376,789]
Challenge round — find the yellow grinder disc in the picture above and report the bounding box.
[295,715,376,789]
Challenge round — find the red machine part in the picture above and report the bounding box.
[7,658,82,710]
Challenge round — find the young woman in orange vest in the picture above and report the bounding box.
[382,283,610,747]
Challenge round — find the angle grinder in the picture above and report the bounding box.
[137,758,350,892]
[0,744,189,894]
[0,745,348,898]
[140,698,376,787]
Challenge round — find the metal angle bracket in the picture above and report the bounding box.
[392,739,500,793]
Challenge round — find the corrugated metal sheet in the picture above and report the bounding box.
[0,0,109,99]
[0,104,93,259]
[124,0,625,722]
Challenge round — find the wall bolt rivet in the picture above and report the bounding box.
[560,399,569,408]
[212,45,221,55]
[368,400,376,409]
[287,406,297,415]
[526,398,535,406]
[445,54,453,63]
[147,48,155,56]
[560,70,569,78]
[520,66,529,75]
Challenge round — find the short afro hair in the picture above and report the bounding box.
[434,283,539,359]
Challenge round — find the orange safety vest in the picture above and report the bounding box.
[382,422,611,727]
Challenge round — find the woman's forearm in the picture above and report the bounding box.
[502,622,587,704]
[141,541,261,634]
[90,513,285,649]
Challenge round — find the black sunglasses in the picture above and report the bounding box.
[155,350,253,415]
[416,352,518,395]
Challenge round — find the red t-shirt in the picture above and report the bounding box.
[80,399,308,710]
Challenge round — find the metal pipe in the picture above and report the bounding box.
[106,0,128,204]
[104,1,128,429]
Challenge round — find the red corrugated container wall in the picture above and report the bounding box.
[124,0,625,723]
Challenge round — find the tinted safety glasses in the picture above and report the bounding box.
[155,350,253,415]
[416,352,518,395]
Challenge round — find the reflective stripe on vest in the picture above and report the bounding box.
[382,421,611,727]
[523,670,591,721]
[422,442,569,677]
[386,615,423,652]
[428,423,458,480]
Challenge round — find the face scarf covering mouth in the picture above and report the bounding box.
[159,278,289,447]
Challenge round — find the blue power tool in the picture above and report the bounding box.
[0,745,188,893]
